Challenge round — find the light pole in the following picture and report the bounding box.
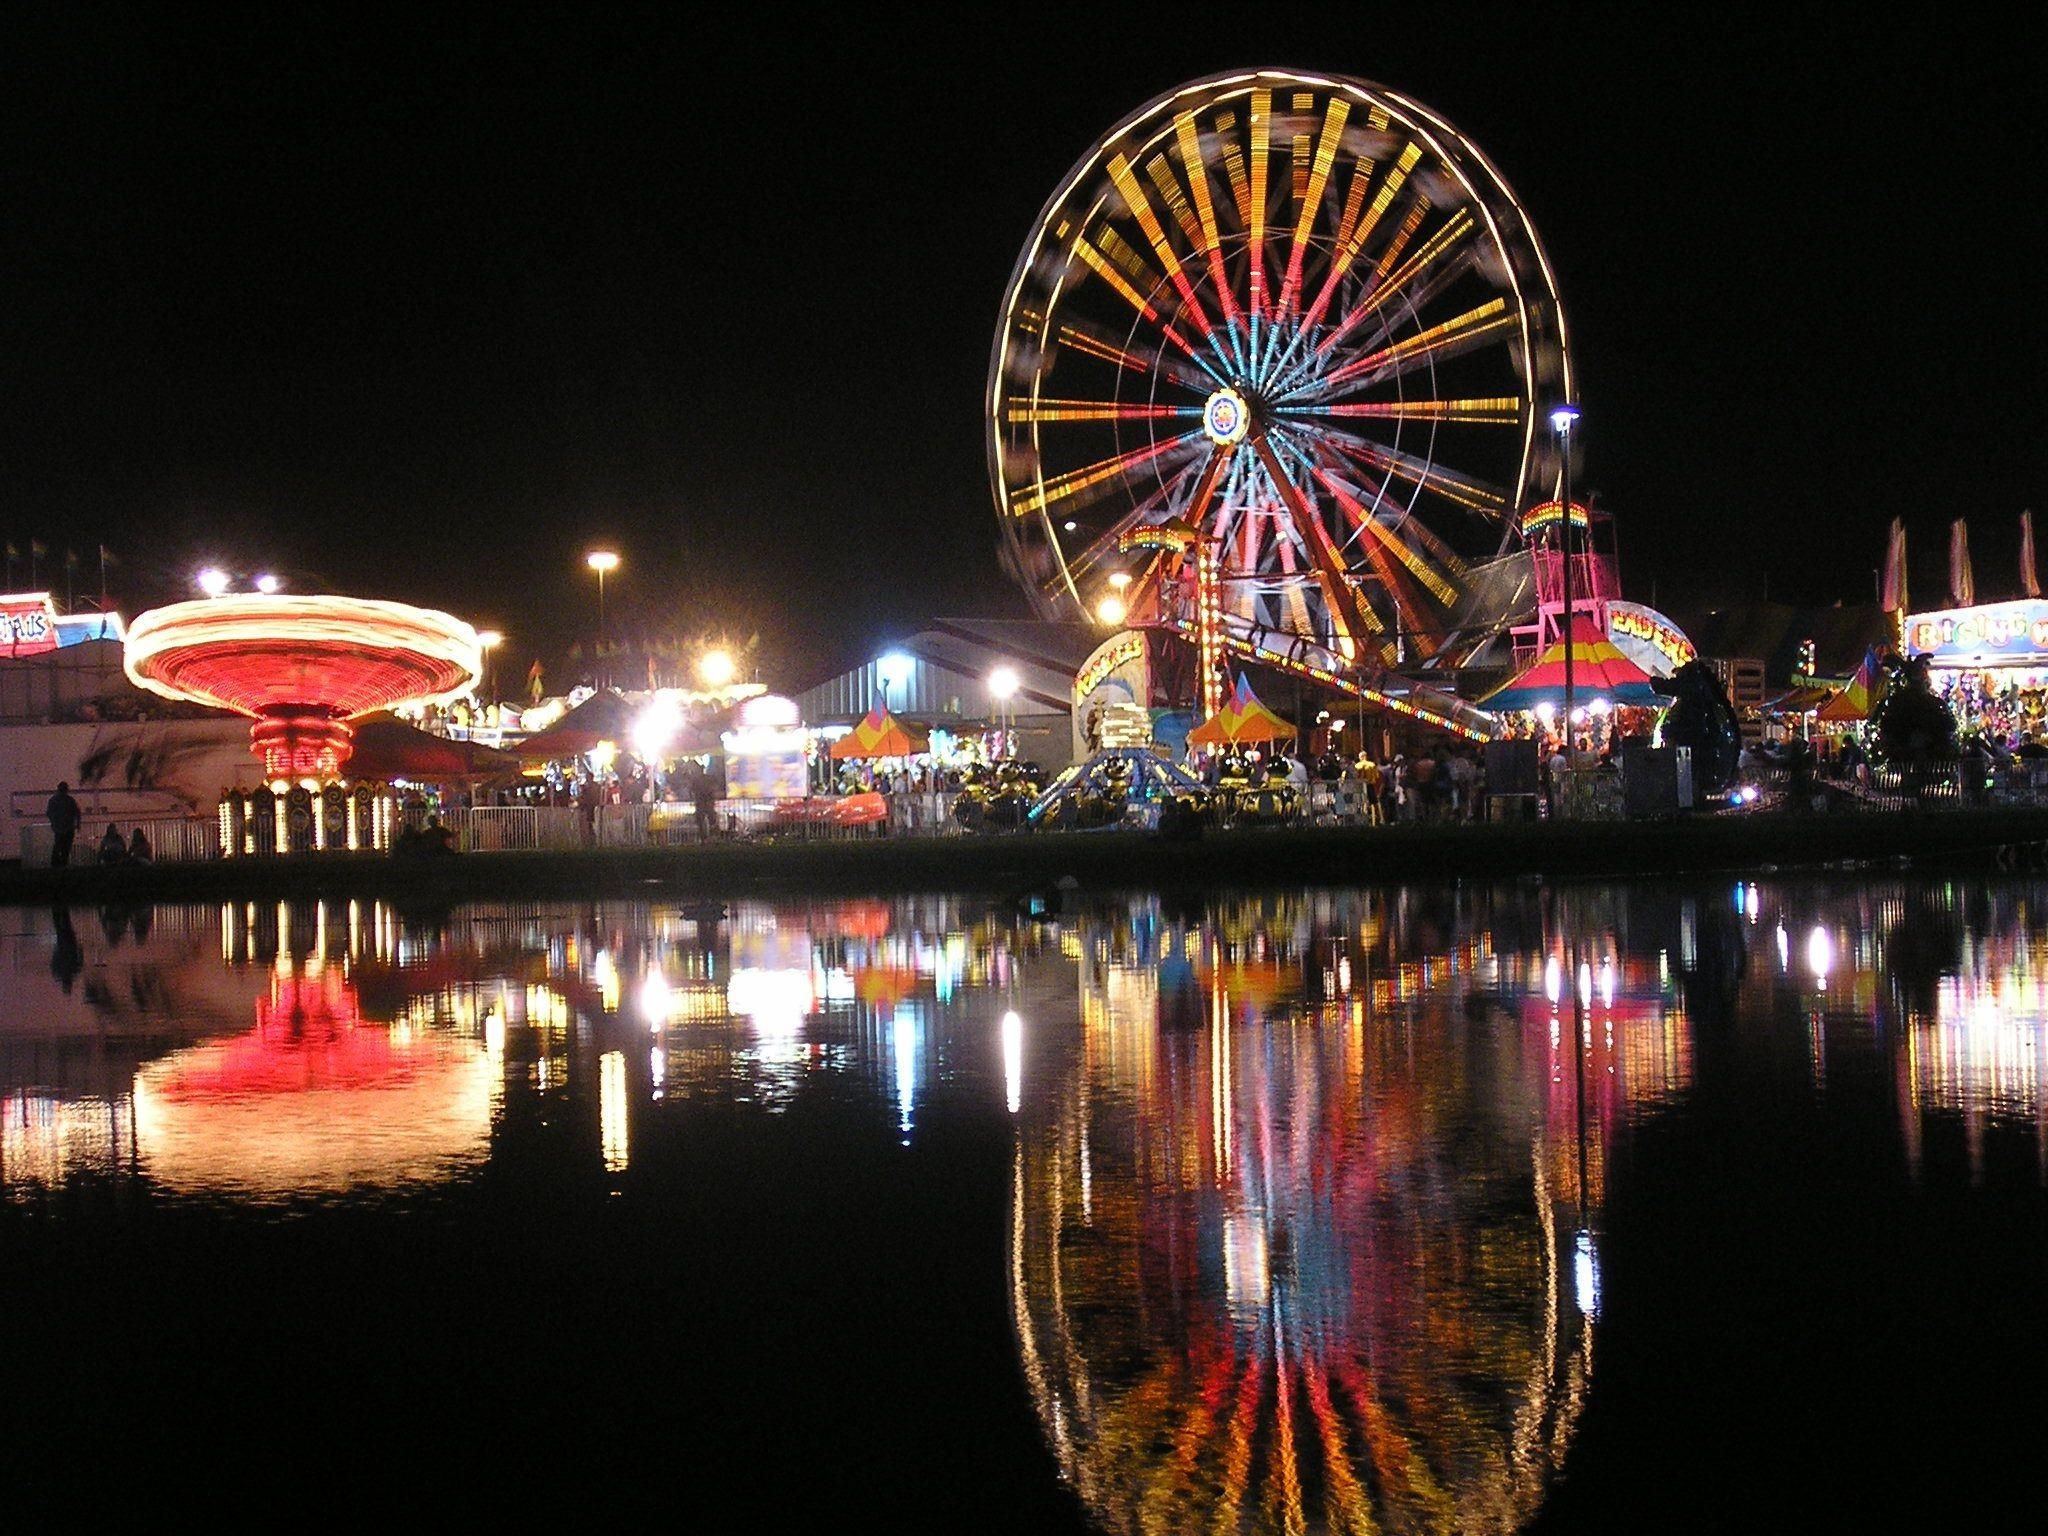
[1551,403,1582,784]
[990,665,1020,758]
[586,550,618,687]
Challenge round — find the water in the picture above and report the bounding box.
[3,879,2044,1529]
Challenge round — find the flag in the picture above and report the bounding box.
[1949,518,1974,608]
[1879,517,1907,613]
[30,539,46,559]
[99,544,116,567]
[526,658,543,704]
[2024,510,2041,599]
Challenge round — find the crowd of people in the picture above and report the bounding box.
[1185,742,1493,824]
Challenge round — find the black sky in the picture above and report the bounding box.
[5,4,2042,687]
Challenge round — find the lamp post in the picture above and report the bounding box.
[1551,403,1582,789]
[989,665,1020,758]
[586,550,619,687]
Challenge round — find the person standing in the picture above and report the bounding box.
[45,781,81,868]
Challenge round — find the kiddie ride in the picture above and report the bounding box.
[1213,753,1302,827]
[1025,747,1212,833]
[952,760,1044,832]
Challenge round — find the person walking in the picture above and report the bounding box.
[45,781,81,868]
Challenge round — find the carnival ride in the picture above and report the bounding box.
[124,594,482,781]
[953,759,1045,831]
[990,69,1574,741]
[1025,746,1209,831]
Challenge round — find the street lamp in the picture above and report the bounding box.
[586,550,619,687]
[989,665,1020,757]
[477,629,503,704]
[1550,403,1582,786]
[878,651,912,710]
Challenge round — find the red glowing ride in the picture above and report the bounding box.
[124,595,483,780]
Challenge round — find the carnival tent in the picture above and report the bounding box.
[510,688,640,762]
[1186,673,1296,746]
[828,706,930,759]
[1817,647,1882,723]
[1480,618,1664,713]
[345,714,523,784]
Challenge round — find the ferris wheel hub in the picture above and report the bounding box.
[1202,387,1252,447]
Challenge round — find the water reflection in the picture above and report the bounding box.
[3,879,2048,1527]
[1010,888,1691,1535]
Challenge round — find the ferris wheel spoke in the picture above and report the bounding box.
[1174,109,1240,332]
[1290,396,1522,427]
[1244,88,1273,332]
[1003,398,1204,426]
[1249,433,1378,660]
[1304,455,1465,610]
[1316,297,1520,395]
[1057,466,1199,591]
[1007,429,1208,522]
[1295,143,1429,342]
[1048,314,1218,395]
[1108,153,1218,341]
[1070,231,1204,363]
[1274,97,1352,320]
[1302,419,1513,521]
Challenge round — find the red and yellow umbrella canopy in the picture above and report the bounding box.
[1481,618,1663,712]
[828,706,930,759]
[1187,673,1296,746]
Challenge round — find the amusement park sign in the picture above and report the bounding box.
[1904,599,2048,667]
[0,593,59,655]
[1604,601,1695,677]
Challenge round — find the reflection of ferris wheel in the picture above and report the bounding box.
[989,68,1572,701]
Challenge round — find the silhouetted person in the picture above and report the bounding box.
[50,905,82,993]
[127,826,152,863]
[97,824,127,865]
[46,781,81,867]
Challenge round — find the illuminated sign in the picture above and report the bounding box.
[1074,631,1147,704]
[1519,500,1590,537]
[1605,601,1695,676]
[1905,599,2048,666]
[0,593,59,655]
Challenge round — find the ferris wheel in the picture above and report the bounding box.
[989,68,1572,706]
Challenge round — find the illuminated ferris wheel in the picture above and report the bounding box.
[989,68,1572,700]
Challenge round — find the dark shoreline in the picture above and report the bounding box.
[10,807,2048,906]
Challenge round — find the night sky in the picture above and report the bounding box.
[5,5,2041,690]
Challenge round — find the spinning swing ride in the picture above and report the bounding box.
[989,69,1574,738]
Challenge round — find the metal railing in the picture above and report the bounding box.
[19,815,221,867]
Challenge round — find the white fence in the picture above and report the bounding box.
[19,815,221,868]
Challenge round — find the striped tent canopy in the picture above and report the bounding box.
[1481,618,1664,713]
[828,706,929,759]
[1817,647,1881,722]
[1188,673,1296,746]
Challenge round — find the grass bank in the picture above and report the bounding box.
[9,807,2048,908]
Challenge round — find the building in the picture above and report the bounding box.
[790,618,1101,772]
